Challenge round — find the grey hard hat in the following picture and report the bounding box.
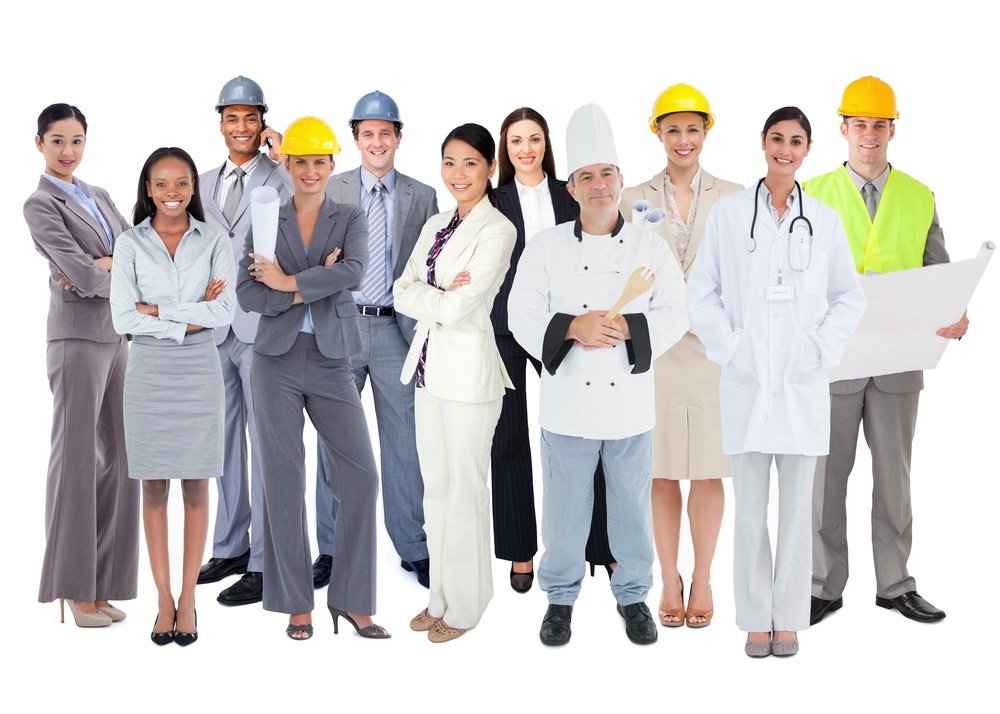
[350,91,402,128]
[216,76,268,113]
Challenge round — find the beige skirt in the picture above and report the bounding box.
[652,331,730,480]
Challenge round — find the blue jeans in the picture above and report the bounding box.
[538,429,653,606]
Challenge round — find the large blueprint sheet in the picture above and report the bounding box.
[829,242,994,381]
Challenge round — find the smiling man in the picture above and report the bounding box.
[197,76,292,606]
[311,91,438,591]
[508,104,688,646]
[804,76,968,626]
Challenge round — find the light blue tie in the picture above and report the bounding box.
[363,180,387,301]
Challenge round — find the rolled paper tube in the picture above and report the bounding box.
[250,186,280,261]
[643,208,666,231]
[632,199,650,226]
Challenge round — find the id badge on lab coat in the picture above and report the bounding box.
[766,284,794,301]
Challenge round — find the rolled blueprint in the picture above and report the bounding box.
[250,186,280,260]
[644,208,666,232]
[632,200,650,226]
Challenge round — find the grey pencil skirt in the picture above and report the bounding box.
[123,329,224,479]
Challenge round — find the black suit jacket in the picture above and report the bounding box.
[491,177,579,336]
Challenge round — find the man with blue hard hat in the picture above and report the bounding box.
[312,90,438,589]
[197,76,292,605]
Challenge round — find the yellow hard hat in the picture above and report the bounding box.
[648,84,715,134]
[279,116,342,156]
[838,76,898,119]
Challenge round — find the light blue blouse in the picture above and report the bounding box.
[110,215,236,344]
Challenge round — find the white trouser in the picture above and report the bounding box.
[731,452,816,632]
[415,389,503,629]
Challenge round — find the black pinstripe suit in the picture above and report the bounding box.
[490,178,613,565]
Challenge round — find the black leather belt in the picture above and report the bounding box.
[357,305,394,316]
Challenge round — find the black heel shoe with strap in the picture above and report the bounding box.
[151,613,175,646]
[328,606,391,639]
[174,609,198,647]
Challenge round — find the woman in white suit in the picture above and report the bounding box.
[394,123,516,643]
[687,107,865,657]
[620,84,742,628]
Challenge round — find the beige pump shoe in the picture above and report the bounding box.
[60,599,113,628]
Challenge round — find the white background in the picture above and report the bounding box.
[2,1,997,712]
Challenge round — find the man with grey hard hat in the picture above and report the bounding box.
[196,76,292,605]
[311,90,438,590]
[508,104,688,645]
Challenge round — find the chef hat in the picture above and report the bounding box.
[565,103,620,178]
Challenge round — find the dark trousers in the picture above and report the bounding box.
[491,335,613,564]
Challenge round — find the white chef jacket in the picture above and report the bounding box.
[687,184,866,456]
[508,218,688,440]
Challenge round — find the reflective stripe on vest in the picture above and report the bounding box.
[803,166,932,274]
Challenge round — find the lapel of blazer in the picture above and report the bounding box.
[548,177,578,224]
[686,169,719,272]
[392,171,415,273]
[277,201,308,272]
[92,188,127,238]
[496,182,524,241]
[36,178,109,254]
[200,162,228,228]
[434,197,491,277]
[308,199,339,267]
[328,168,361,206]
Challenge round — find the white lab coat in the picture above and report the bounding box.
[508,220,688,440]
[687,185,866,455]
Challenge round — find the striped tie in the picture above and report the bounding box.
[363,180,387,301]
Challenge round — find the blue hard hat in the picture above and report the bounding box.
[216,76,268,113]
[350,91,402,128]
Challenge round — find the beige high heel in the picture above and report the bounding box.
[97,604,126,622]
[60,598,112,628]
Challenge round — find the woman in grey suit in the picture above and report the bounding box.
[110,147,236,646]
[237,117,387,642]
[24,103,139,628]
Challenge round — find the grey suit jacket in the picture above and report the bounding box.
[200,154,293,346]
[24,177,130,342]
[326,167,438,344]
[236,197,368,360]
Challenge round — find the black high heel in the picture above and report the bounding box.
[509,563,534,594]
[174,609,198,647]
[328,606,391,639]
[150,613,175,646]
[588,562,615,579]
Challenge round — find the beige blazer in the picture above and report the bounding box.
[394,196,516,404]
[621,169,743,278]
[621,169,743,478]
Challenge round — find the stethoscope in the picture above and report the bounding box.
[747,178,814,271]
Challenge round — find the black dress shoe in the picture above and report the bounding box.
[616,602,658,645]
[875,591,946,622]
[197,549,250,584]
[217,572,263,606]
[810,596,844,625]
[312,555,332,589]
[539,604,573,646]
[401,558,430,589]
[510,565,534,594]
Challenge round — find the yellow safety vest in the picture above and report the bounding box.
[803,166,933,274]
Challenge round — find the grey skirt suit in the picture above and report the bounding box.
[24,176,140,603]
[110,216,236,479]
[621,170,743,480]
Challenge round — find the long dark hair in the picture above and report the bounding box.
[37,103,87,138]
[441,123,497,207]
[497,107,557,186]
[762,106,813,143]
[133,147,205,225]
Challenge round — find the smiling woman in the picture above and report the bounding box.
[110,146,237,647]
[24,103,140,630]
[394,123,516,643]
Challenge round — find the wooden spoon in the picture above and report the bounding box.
[605,266,656,320]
